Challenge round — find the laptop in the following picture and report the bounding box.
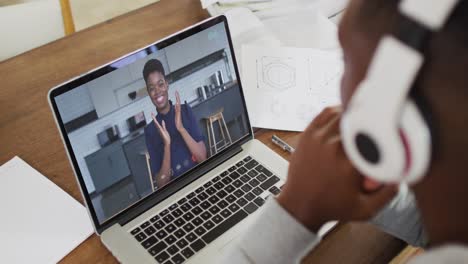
[48,15,288,264]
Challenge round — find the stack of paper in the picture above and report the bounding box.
[0,157,94,263]
[219,6,346,131]
[203,0,350,19]
[224,7,282,75]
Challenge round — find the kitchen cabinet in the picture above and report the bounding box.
[122,132,152,198]
[88,74,117,118]
[54,84,95,123]
[55,85,98,132]
[88,67,132,118]
[99,177,139,220]
[85,141,131,193]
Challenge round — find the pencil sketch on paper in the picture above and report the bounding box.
[256,56,296,91]
[242,45,343,131]
[307,57,343,93]
[296,103,320,121]
[269,99,289,118]
[306,56,343,107]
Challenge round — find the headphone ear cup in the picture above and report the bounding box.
[399,99,432,184]
[340,99,432,184]
[341,104,407,183]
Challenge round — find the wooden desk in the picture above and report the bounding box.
[0,0,405,262]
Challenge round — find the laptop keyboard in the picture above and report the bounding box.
[129,156,284,264]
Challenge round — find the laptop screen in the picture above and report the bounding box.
[50,17,250,225]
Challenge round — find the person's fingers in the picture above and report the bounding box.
[311,106,342,128]
[322,113,341,139]
[176,91,181,106]
[175,93,181,115]
[357,185,398,217]
[162,120,167,131]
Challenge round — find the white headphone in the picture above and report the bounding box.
[341,0,460,184]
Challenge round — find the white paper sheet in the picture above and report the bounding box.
[262,10,340,49]
[242,45,343,131]
[204,0,349,21]
[317,0,350,17]
[201,0,219,9]
[0,157,94,264]
[225,8,282,75]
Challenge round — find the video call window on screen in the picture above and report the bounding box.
[55,22,249,224]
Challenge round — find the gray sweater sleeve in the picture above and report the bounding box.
[219,187,468,263]
[371,184,428,247]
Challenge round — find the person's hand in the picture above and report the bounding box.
[277,106,397,232]
[152,113,171,147]
[175,91,185,132]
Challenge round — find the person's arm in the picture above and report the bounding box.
[155,144,171,188]
[174,91,207,163]
[276,106,397,232]
[151,114,172,188]
[221,107,398,263]
[178,129,207,162]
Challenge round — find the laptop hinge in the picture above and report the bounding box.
[118,143,244,226]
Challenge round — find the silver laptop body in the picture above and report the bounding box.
[48,16,288,263]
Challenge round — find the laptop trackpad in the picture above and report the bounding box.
[218,233,241,253]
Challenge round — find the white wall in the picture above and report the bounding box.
[55,84,95,123]
[169,60,230,103]
[0,0,64,61]
[88,51,169,118]
[85,23,237,119]
[165,23,236,79]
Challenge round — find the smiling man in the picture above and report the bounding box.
[143,59,207,189]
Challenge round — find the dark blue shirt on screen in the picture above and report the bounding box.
[144,101,204,184]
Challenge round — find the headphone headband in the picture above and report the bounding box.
[341,0,461,184]
[400,0,460,30]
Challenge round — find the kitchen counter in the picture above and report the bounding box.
[121,127,146,144]
[189,80,238,108]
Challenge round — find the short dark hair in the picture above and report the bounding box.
[353,0,468,93]
[142,59,166,84]
[353,0,468,60]
[353,0,468,159]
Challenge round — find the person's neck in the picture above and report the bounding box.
[414,165,468,247]
[157,103,171,115]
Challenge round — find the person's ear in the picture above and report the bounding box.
[362,177,383,193]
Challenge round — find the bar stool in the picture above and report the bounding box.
[204,108,232,156]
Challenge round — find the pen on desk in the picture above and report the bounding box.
[272,135,295,153]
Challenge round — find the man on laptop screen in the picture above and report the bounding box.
[48,16,282,263]
[143,59,207,189]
